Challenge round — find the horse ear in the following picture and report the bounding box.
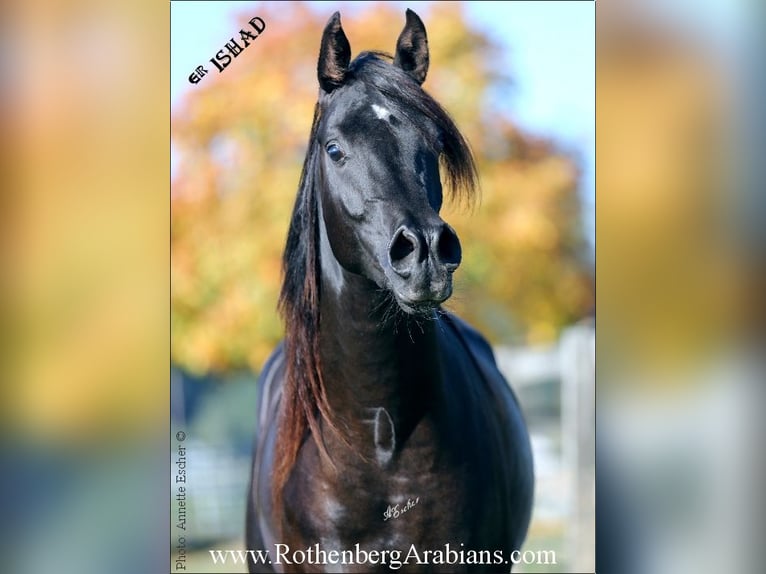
[393,9,429,85]
[318,12,351,93]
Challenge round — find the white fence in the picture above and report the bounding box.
[496,321,595,572]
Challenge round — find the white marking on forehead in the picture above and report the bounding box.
[371,103,392,121]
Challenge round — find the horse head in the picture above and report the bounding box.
[311,10,477,314]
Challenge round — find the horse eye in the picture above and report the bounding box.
[326,143,345,163]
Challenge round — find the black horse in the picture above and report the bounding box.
[247,10,533,573]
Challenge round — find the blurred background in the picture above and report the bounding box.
[170,1,593,572]
[3,1,168,574]
[597,1,766,573]
[3,0,764,574]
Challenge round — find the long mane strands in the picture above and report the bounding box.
[348,51,479,205]
[272,104,340,513]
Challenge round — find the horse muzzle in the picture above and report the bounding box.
[386,222,461,312]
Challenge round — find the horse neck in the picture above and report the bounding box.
[317,268,442,455]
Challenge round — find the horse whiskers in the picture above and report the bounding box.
[370,288,401,331]
[370,288,391,316]
[404,315,416,344]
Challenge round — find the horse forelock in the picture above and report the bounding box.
[345,51,479,206]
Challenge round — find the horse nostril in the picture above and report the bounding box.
[436,225,461,269]
[390,229,416,261]
[389,227,421,277]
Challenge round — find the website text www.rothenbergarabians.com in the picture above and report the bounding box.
[206,543,557,571]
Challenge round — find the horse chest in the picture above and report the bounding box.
[286,421,473,553]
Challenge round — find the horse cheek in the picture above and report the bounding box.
[322,198,363,274]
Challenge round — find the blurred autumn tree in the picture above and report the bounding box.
[597,8,734,373]
[171,2,593,375]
